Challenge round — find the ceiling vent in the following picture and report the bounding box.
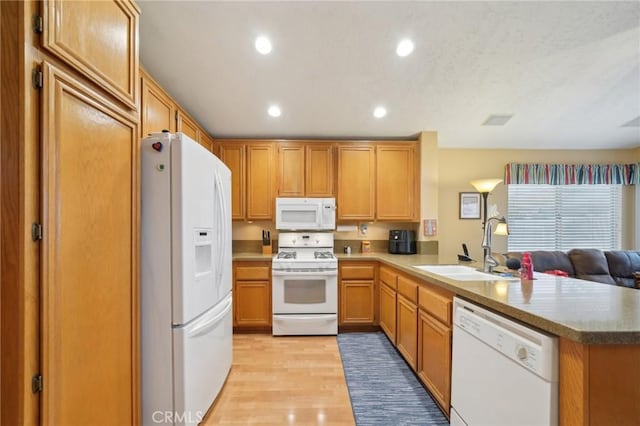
[621,116,640,127]
[482,114,513,126]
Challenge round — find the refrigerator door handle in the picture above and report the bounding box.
[187,295,232,338]
[215,171,226,285]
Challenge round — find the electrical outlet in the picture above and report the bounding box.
[358,223,368,236]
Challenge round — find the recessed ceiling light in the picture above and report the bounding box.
[255,36,272,55]
[482,114,513,126]
[373,106,387,118]
[396,39,414,57]
[268,105,281,117]
[621,115,640,127]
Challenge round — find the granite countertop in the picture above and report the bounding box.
[233,251,640,344]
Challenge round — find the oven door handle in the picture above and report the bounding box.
[272,270,337,277]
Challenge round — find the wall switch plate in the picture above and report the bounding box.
[424,219,437,236]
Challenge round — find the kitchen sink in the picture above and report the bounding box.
[413,265,519,281]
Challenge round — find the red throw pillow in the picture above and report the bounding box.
[544,269,569,277]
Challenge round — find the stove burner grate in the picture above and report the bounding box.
[314,251,335,259]
[277,251,297,259]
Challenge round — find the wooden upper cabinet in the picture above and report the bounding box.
[306,144,334,197]
[376,144,419,221]
[278,142,334,197]
[278,143,305,197]
[246,143,275,220]
[219,143,246,220]
[337,145,375,221]
[140,71,175,137]
[199,131,214,153]
[176,109,200,142]
[42,0,140,109]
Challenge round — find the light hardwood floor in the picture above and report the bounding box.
[203,334,355,425]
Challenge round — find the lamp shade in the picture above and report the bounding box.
[494,222,509,236]
[470,178,502,193]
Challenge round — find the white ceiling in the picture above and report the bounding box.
[138,1,640,149]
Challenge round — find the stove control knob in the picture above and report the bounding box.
[292,239,296,244]
[315,239,320,244]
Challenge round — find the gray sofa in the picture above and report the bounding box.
[506,249,640,289]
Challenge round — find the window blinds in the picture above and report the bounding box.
[507,185,621,252]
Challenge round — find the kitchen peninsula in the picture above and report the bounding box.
[233,251,640,425]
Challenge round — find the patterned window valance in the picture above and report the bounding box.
[504,163,639,185]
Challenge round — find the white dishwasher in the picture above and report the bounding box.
[451,297,558,426]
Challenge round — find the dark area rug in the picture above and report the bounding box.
[337,332,449,426]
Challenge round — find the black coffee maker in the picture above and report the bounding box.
[388,230,417,254]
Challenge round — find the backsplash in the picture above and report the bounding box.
[232,221,437,254]
[335,239,438,255]
[232,221,419,241]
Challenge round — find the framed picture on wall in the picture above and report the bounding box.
[459,192,481,219]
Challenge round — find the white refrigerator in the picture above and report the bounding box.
[141,132,232,425]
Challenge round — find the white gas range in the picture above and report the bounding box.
[271,232,338,336]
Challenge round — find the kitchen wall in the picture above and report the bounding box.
[635,147,640,249]
[435,147,638,262]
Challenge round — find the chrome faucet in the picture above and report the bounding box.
[481,216,508,273]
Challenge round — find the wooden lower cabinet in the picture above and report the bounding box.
[559,338,640,426]
[340,281,375,325]
[396,294,418,370]
[379,282,397,343]
[418,310,452,415]
[339,262,377,328]
[233,262,271,331]
[234,281,271,327]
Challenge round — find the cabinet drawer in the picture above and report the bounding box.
[235,265,270,280]
[397,275,418,303]
[419,286,452,326]
[341,264,375,280]
[379,266,397,289]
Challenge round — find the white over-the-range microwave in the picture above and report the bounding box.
[275,197,336,231]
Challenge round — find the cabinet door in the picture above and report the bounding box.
[306,144,334,197]
[340,280,375,325]
[219,144,245,220]
[278,143,305,197]
[199,130,214,153]
[42,0,139,108]
[337,145,375,220]
[379,282,397,343]
[41,62,139,425]
[376,144,419,221]
[246,143,275,220]
[396,294,418,370]
[418,310,452,414]
[176,109,199,142]
[233,281,271,327]
[140,73,175,137]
